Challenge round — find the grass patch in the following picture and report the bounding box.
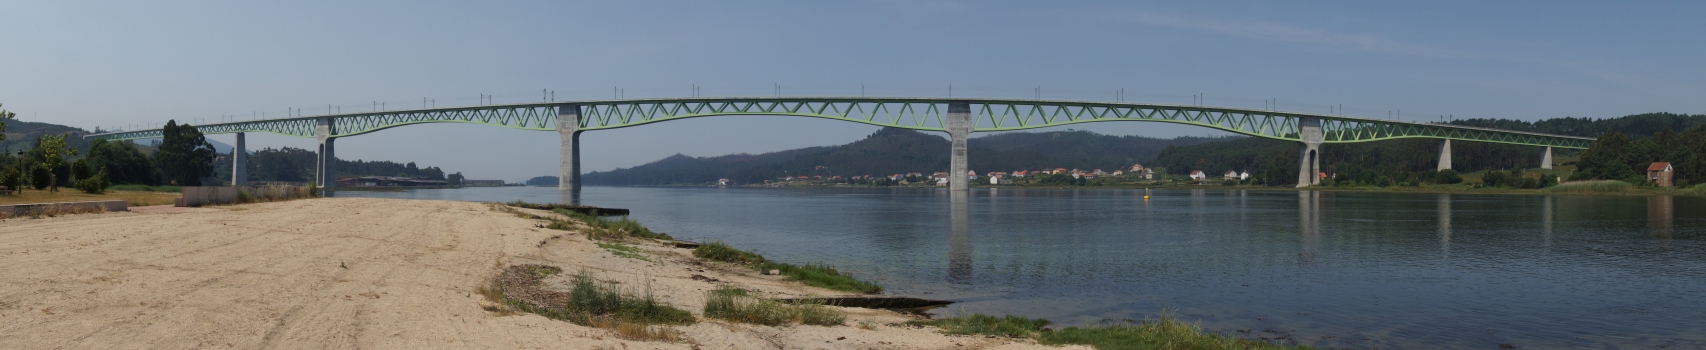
[703,285,844,326]
[693,242,882,294]
[598,242,649,261]
[0,189,179,206]
[912,312,1316,349]
[1040,313,1315,350]
[1548,180,1634,193]
[908,314,1051,338]
[552,209,673,240]
[107,184,182,192]
[484,265,693,342]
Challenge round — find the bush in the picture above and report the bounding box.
[31,166,51,190]
[0,168,20,193]
[1435,169,1463,184]
[1548,180,1633,193]
[694,241,767,266]
[550,209,673,240]
[1039,312,1309,350]
[75,168,110,194]
[693,242,883,294]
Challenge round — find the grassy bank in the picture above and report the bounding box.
[703,285,844,326]
[0,189,179,206]
[694,241,883,294]
[107,184,183,192]
[913,312,1316,350]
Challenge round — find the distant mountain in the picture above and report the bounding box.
[581,128,1230,186]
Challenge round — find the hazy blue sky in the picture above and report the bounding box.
[3,1,1702,181]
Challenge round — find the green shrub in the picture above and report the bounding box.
[75,168,110,194]
[693,242,882,294]
[31,166,51,190]
[703,285,844,326]
[550,209,673,240]
[0,168,20,193]
[1435,169,1463,184]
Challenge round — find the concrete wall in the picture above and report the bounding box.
[0,200,127,217]
[177,186,315,207]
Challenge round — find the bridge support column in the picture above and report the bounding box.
[1296,117,1323,187]
[947,101,972,191]
[557,104,582,191]
[231,132,247,186]
[1540,146,1553,170]
[315,117,337,196]
[1437,139,1452,171]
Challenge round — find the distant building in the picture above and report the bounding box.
[967,170,978,179]
[1239,171,1251,180]
[1189,170,1207,182]
[463,179,505,187]
[1051,168,1069,175]
[1223,171,1239,181]
[717,178,731,186]
[1012,170,1029,178]
[1139,168,1155,179]
[337,176,450,187]
[1111,170,1124,176]
[1129,164,1145,172]
[1649,162,1675,187]
[990,175,1013,185]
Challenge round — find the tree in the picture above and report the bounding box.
[448,172,465,186]
[0,168,19,193]
[36,133,78,192]
[1573,131,1636,181]
[30,166,50,190]
[0,103,14,141]
[153,120,217,186]
[86,139,162,185]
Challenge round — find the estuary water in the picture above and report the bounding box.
[342,186,1706,349]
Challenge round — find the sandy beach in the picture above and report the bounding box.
[0,197,1079,349]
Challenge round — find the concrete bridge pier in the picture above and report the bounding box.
[1541,146,1553,169]
[231,132,247,186]
[1437,139,1453,171]
[557,104,583,191]
[947,101,972,191]
[315,117,337,196]
[1296,117,1323,187]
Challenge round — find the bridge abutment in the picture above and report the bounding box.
[947,101,971,191]
[1541,146,1553,169]
[1437,139,1452,171]
[557,104,582,191]
[1296,117,1323,187]
[231,132,247,186]
[316,118,337,196]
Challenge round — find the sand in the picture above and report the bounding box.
[0,197,1084,349]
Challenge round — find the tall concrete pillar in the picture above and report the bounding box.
[231,132,248,186]
[1540,146,1553,170]
[1437,139,1453,171]
[947,101,972,191]
[315,117,337,196]
[556,104,582,191]
[1295,117,1323,187]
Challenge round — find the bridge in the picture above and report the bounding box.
[87,97,1595,192]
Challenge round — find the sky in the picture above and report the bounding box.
[2,1,1703,181]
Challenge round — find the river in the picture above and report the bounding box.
[340,186,1706,349]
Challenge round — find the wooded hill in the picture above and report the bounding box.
[581,128,1227,186]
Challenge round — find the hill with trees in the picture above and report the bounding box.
[580,128,1227,186]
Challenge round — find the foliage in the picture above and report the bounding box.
[1448,113,1706,138]
[556,271,694,326]
[85,139,163,185]
[0,168,20,192]
[597,242,648,261]
[246,146,451,183]
[0,102,14,140]
[447,172,464,185]
[1573,124,1706,185]
[107,184,183,192]
[908,314,1052,338]
[1434,169,1463,184]
[153,120,217,186]
[703,285,844,326]
[525,175,558,186]
[30,164,51,190]
[75,168,109,194]
[35,133,78,192]
[693,241,767,265]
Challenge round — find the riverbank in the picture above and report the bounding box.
[0,197,1077,349]
[0,189,178,206]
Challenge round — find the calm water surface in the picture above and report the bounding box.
[342,186,1706,349]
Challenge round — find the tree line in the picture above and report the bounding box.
[1572,124,1706,186]
[1,116,463,194]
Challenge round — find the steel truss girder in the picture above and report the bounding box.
[86,98,1593,149]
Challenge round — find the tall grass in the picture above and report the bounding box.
[1040,313,1315,350]
[703,285,844,326]
[693,242,883,294]
[483,265,692,342]
[1548,180,1634,193]
[913,312,1316,349]
[550,208,674,240]
[907,314,1051,338]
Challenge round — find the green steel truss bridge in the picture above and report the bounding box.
[87,97,1594,191]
